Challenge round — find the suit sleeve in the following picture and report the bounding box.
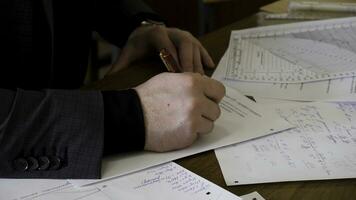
[0,89,104,179]
[93,0,164,47]
[102,89,145,155]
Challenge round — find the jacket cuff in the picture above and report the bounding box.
[102,89,145,155]
[0,89,104,179]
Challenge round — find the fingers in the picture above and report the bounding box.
[178,41,194,72]
[197,117,214,134]
[202,76,226,103]
[201,98,221,121]
[193,45,204,74]
[197,90,221,135]
[106,45,134,75]
[151,26,181,71]
[116,26,214,75]
[199,44,215,68]
[158,35,181,70]
[168,28,213,73]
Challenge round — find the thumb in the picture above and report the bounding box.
[106,45,135,76]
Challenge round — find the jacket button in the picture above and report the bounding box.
[49,156,61,170]
[12,158,28,171]
[38,156,50,170]
[26,157,39,170]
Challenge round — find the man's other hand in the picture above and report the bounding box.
[107,25,215,75]
[135,72,225,152]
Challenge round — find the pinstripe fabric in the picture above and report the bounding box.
[0,0,158,178]
[0,89,104,178]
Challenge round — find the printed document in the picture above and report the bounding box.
[215,101,356,185]
[213,51,356,101]
[225,17,356,83]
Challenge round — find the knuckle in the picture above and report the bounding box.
[149,26,166,38]
[171,27,181,32]
[179,39,192,47]
[152,25,165,32]
[183,30,193,37]
[193,42,201,49]
[177,32,194,42]
[186,98,200,113]
[182,74,198,88]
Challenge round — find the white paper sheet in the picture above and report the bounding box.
[264,12,355,20]
[215,101,356,185]
[1,163,241,200]
[213,51,356,101]
[0,179,112,200]
[71,87,292,186]
[0,179,73,200]
[289,0,356,12]
[94,162,241,200]
[254,96,303,104]
[240,191,266,200]
[23,185,110,200]
[225,17,356,83]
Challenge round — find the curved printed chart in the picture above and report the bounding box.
[225,36,356,83]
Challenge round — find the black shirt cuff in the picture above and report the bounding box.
[102,89,145,155]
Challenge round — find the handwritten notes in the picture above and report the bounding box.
[71,87,292,186]
[225,17,356,83]
[1,163,240,200]
[96,162,240,200]
[215,102,356,185]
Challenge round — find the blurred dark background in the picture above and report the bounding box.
[88,0,275,82]
[144,0,274,36]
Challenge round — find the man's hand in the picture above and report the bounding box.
[107,25,215,75]
[135,72,225,152]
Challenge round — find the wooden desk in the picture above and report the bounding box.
[87,15,356,199]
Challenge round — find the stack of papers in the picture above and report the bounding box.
[213,17,356,186]
[264,0,356,20]
[214,17,356,102]
[0,162,241,200]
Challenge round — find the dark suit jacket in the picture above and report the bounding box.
[0,0,159,179]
